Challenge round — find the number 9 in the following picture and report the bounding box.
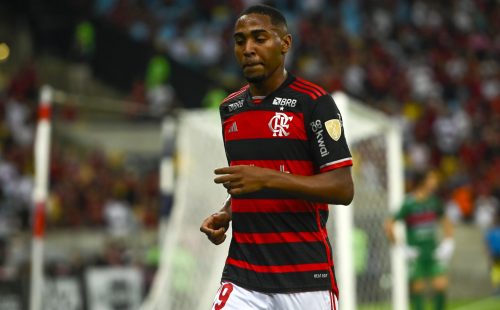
[214,283,234,310]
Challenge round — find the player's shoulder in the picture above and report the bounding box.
[404,194,417,206]
[429,195,443,208]
[221,84,249,105]
[287,76,329,102]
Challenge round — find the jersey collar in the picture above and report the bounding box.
[247,73,296,105]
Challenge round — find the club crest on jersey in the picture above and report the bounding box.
[272,97,297,108]
[268,112,293,137]
[325,119,342,141]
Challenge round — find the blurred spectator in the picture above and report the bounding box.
[202,86,227,109]
[145,55,176,116]
[94,239,129,267]
[104,198,137,238]
[449,184,475,222]
[125,79,148,119]
[74,20,95,63]
[475,187,499,230]
[486,210,500,295]
[70,20,96,94]
[5,97,33,146]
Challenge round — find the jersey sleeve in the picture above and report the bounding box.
[434,196,445,218]
[307,95,353,173]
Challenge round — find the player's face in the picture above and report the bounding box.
[233,14,290,84]
[423,171,440,193]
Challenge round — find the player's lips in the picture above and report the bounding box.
[243,62,263,68]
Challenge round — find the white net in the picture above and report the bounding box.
[329,134,393,309]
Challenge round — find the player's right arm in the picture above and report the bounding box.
[384,199,409,244]
[384,218,397,244]
[385,203,420,260]
[200,196,232,245]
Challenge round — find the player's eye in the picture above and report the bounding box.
[255,37,266,43]
[234,36,245,45]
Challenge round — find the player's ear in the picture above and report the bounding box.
[281,34,292,54]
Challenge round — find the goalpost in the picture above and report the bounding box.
[31,85,53,310]
[142,91,407,310]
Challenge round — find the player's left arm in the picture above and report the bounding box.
[435,202,455,263]
[441,216,454,239]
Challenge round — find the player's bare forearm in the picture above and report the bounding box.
[441,217,453,239]
[220,195,232,219]
[384,219,397,244]
[266,166,354,204]
[214,165,353,205]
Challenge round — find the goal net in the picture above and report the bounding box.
[331,93,406,310]
[142,92,406,310]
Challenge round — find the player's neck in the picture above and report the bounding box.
[249,68,287,97]
[414,189,430,200]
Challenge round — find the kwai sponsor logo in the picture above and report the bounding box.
[310,120,329,157]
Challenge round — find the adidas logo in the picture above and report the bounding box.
[228,122,238,133]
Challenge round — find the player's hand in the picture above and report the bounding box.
[214,165,269,195]
[404,246,419,262]
[200,211,231,245]
[434,238,455,264]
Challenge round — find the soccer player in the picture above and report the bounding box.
[200,4,354,310]
[385,170,454,310]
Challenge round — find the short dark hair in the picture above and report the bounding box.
[239,4,287,29]
[411,170,428,188]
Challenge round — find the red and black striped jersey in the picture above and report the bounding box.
[219,74,352,296]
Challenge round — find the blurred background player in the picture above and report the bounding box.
[385,170,454,310]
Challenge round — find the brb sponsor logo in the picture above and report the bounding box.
[310,120,329,157]
[269,112,293,137]
[228,99,244,112]
[272,97,297,108]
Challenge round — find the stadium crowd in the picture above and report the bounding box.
[1,62,160,233]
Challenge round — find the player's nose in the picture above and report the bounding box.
[242,40,256,56]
